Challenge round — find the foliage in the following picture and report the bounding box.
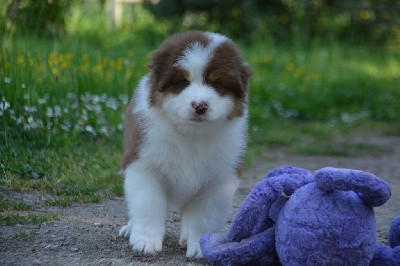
[2,0,75,37]
[143,0,400,45]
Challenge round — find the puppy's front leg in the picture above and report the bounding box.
[119,164,167,254]
[180,178,239,258]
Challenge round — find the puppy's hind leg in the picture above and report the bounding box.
[120,163,167,255]
[180,177,239,258]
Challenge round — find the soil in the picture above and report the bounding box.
[1,132,399,265]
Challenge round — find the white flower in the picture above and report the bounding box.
[106,98,119,110]
[99,126,109,135]
[61,121,71,131]
[38,98,47,104]
[119,95,129,105]
[0,98,10,111]
[85,125,96,135]
[81,109,88,121]
[92,95,100,104]
[21,83,26,89]
[24,106,37,113]
[54,106,62,117]
[47,107,54,117]
[67,92,76,99]
[4,77,11,84]
[16,116,24,124]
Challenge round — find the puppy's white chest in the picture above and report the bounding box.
[140,121,242,204]
[152,135,226,198]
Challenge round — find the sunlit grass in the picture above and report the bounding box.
[247,44,400,123]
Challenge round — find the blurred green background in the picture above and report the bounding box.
[1,0,400,220]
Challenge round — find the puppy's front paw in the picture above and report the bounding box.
[129,234,162,255]
[118,223,132,238]
[179,229,188,247]
[186,239,203,258]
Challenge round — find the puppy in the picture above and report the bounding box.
[119,31,251,258]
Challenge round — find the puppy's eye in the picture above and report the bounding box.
[211,82,221,89]
[162,79,190,93]
[177,79,190,87]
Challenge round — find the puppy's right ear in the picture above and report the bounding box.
[148,47,171,92]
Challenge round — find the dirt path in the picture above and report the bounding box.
[1,133,399,265]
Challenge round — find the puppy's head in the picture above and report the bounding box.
[148,31,252,126]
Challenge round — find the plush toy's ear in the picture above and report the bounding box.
[315,167,391,207]
[226,165,314,242]
[200,165,313,265]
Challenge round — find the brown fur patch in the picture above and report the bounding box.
[149,31,210,107]
[204,41,252,119]
[122,97,143,170]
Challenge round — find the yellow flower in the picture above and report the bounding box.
[80,64,89,73]
[106,71,112,82]
[231,8,241,19]
[286,63,295,72]
[278,14,289,25]
[295,66,305,77]
[61,61,68,71]
[359,10,372,20]
[309,73,320,81]
[17,55,25,66]
[82,54,89,62]
[65,53,73,60]
[262,54,272,63]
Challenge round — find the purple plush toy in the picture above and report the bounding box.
[200,166,400,265]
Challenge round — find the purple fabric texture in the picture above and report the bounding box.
[200,165,400,266]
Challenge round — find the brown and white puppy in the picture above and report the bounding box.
[119,31,251,258]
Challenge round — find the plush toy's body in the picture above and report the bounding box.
[200,166,400,265]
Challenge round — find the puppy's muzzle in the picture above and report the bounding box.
[192,101,208,115]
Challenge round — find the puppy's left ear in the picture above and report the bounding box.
[241,63,253,78]
[239,63,252,91]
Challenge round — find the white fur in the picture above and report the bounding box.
[119,36,247,258]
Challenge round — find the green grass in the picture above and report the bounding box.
[0,198,32,212]
[1,2,400,225]
[0,212,59,226]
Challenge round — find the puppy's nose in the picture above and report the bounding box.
[191,101,208,115]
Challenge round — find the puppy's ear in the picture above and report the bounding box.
[148,46,173,93]
[238,63,252,94]
[241,63,253,78]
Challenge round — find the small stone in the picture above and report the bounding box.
[44,244,59,250]
[69,247,79,252]
[94,222,103,227]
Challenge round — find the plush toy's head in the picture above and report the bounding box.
[201,166,396,266]
[276,167,391,265]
